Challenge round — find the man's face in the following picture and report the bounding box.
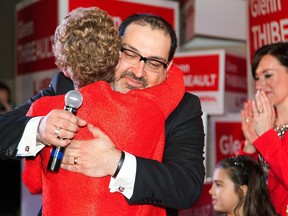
[113,23,173,93]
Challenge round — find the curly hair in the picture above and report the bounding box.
[53,7,121,88]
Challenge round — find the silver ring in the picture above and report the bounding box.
[74,157,78,165]
[258,108,263,114]
[246,117,250,123]
[54,128,60,136]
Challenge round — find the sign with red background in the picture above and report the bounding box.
[16,0,58,75]
[173,54,220,92]
[215,122,244,163]
[249,0,288,61]
[69,0,177,29]
[173,50,225,114]
[225,54,247,94]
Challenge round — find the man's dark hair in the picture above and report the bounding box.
[119,13,177,63]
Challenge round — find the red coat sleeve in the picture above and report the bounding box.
[254,128,288,188]
[22,155,42,194]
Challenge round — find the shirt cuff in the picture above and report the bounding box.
[17,116,45,157]
[109,151,136,199]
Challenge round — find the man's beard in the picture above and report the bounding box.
[113,71,148,93]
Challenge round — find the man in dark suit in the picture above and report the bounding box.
[0,13,205,216]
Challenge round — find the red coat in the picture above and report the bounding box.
[22,65,185,216]
[239,129,288,216]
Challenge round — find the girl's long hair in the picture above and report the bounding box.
[216,156,278,216]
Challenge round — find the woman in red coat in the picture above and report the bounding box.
[239,42,288,216]
[22,7,185,216]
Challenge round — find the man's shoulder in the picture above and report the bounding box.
[181,92,201,106]
[50,71,74,95]
[165,91,203,133]
[167,92,202,120]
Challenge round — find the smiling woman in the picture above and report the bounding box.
[239,42,288,216]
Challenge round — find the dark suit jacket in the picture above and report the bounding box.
[0,72,205,216]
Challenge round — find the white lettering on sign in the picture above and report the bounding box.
[17,21,34,39]
[250,0,282,17]
[175,63,190,73]
[251,18,288,50]
[17,35,54,64]
[226,74,247,90]
[184,74,217,87]
[226,61,237,73]
[199,96,217,102]
[219,135,241,155]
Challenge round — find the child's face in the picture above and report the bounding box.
[209,167,242,215]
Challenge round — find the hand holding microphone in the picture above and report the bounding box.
[47,90,83,172]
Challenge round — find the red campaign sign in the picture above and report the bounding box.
[16,0,58,75]
[215,122,245,163]
[224,54,247,93]
[69,0,176,29]
[173,54,220,92]
[249,0,288,62]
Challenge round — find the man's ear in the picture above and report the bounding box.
[165,60,173,78]
[166,59,173,71]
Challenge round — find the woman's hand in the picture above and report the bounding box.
[241,99,258,145]
[252,90,275,136]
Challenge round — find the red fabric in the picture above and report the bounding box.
[239,129,288,216]
[22,65,185,216]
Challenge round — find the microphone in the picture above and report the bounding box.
[47,90,83,172]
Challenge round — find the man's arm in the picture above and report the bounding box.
[0,91,52,159]
[128,93,205,209]
[0,72,74,160]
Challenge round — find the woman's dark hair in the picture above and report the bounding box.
[216,156,278,216]
[251,42,288,80]
[118,13,177,63]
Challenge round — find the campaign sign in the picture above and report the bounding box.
[249,0,288,62]
[68,0,179,36]
[16,0,58,75]
[224,53,247,113]
[174,50,224,114]
[174,50,247,114]
[207,114,245,177]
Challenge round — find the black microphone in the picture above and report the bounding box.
[47,90,83,172]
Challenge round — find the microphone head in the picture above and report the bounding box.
[64,90,83,109]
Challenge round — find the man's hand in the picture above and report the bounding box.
[61,124,121,177]
[37,109,87,147]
